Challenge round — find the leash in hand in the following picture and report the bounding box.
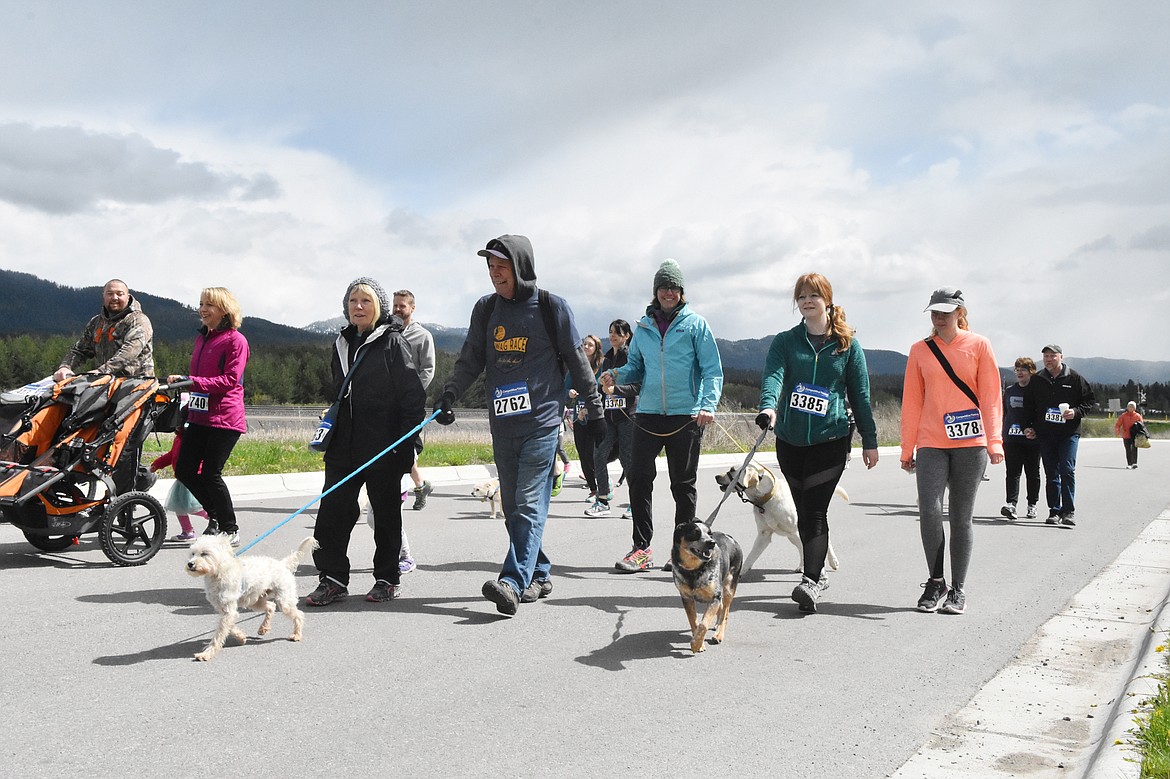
[704,424,771,528]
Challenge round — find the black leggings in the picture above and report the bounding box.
[175,424,242,533]
[775,436,850,581]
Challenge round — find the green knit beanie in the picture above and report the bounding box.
[653,259,685,294]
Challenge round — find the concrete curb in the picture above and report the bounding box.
[890,509,1170,778]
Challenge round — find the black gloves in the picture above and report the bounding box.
[755,411,773,431]
[591,416,608,443]
[435,390,456,426]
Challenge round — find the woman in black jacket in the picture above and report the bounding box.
[586,319,639,517]
[306,277,426,606]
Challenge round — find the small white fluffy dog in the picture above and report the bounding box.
[715,461,848,574]
[471,478,501,519]
[185,535,317,662]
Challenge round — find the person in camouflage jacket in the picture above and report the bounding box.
[54,279,154,380]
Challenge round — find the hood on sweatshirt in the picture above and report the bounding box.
[477,234,536,302]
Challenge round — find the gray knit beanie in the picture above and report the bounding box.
[342,277,390,323]
[653,258,685,293]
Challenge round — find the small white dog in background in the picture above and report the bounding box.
[471,478,501,519]
[715,461,848,575]
[185,535,317,662]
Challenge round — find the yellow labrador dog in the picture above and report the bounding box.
[715,461,848,574]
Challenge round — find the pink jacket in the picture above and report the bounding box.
[186,327,249,433]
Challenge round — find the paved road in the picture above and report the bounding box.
[1,440,1166,777]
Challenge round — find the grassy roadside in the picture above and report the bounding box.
[1128,641,1170,777]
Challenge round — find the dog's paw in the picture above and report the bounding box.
[194,650,214,662]
[290,632,303,642]
[257,623,271,636]
[690,640,707,653]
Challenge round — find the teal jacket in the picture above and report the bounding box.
[612,303,723,416]
[757,322,878,449]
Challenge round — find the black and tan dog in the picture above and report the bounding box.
[671,521,743,653]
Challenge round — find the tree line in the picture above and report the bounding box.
[1,334,1165,414]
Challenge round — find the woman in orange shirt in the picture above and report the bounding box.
[1114,401,1144,469]
[900,288,1003,616]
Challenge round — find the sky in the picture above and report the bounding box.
[1,1,1168,363]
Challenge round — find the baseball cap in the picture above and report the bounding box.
[1041,344,1063,354]
[924,287,965,313]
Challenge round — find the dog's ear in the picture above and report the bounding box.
[742,466,760,489]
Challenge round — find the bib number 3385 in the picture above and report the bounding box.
[789,383,830,417]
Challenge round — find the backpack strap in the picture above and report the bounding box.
[925,338,979,409]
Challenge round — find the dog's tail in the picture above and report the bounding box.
[834,485,850,503]
[283,536,319,572]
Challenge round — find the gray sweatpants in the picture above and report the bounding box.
[916,447,988,592]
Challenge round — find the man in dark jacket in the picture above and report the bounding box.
[435,234,606,616]
[1023,344,1095,526]
[54,279,154,380]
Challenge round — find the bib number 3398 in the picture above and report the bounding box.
[944,409,983,440]
[493,382,532,418]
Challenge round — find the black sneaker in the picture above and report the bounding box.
[520,578,553,603]
[1045,511,1061,525]
[411,481,433,511]
[482,579,519,615]
[791,575,830,613]
[917,579,949,612]
[939,587,966,614]
[135,468,158,491]
[202,520,219,536]
[306,579,349,607]
[366,580,401,602]
[1060,512,1076,527]
[662,561,673,572]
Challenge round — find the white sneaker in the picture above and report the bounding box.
[1025,504,1038,519]
[1000,503,1017,520]
[620,507,632,519]
[584,500,611,517]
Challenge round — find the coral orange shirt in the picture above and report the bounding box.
[1115,409,1143,439]
[900,330,1004,461]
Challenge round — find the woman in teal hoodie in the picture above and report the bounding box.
[756,273,878,613]
[603,259,723,573]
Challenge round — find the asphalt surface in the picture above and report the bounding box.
[1,439,1166,778]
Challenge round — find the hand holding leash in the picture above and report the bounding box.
[705,424,771,527]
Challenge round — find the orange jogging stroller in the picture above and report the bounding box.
[0,374,185,566]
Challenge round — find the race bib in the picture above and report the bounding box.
[188,392,210,413]
[944,409,983,440]
[492,382,532,418]
[604,395,626,411]
[1044,407,1066,424]
[1007,423,1025,437]
[789,383,830,417]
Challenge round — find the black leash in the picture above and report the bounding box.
[704,425,771,528]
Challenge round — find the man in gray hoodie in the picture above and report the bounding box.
[436,235,606,615]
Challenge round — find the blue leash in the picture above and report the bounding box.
[235,410,441,556]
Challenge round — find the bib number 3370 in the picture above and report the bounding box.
[944,409,983,440]
[493,382,532,418]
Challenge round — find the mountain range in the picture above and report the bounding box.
[3,268,1166,384]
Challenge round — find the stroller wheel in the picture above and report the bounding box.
[98,492,167,567]
[22,532,75,552]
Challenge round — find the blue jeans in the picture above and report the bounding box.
[1038,433,1080,515]
[492,425,559,595]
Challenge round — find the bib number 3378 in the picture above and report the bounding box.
[944,409,983,440]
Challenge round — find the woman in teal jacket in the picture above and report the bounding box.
[756,273,878,613]
[603,259,723,572]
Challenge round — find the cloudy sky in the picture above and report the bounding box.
[1,2,1167,363]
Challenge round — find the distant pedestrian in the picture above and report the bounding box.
[603,258,723,573]
[393,289,436,575]
[568,334,604,501]
[585,319,639,518]
[1000,357,1042,520]
[1114,401,1145,469]
[900,287,1003,616]
[756,272,878,613]
[1022,344,1096,526]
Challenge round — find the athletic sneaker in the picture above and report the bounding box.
[584,491,597,502]
[306,579,349,607]
[1046,511,1061,525]
[366,580,401,602]
[917,579,949,612]
[520,578,553,603]
[939,587,966,614]
[1060,512,1076,527]
[551,471,565,497]
[791,575,830,613]
[202,520,219,536]
[615,547,653,572]
[1000,503,1017,520]
[170,530,197,542]
[412,480,433,510]
[662,561,673,572]
[482,579,519,615]
[584,500,611,517]
[1025,504,1038,519]
[399,556,416,574]
[620,507,632,520]
[220,530,240,548]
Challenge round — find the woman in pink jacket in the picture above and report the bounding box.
[1114,401,1145,469]
[168,287,250,546]
[900,288,1003,616]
